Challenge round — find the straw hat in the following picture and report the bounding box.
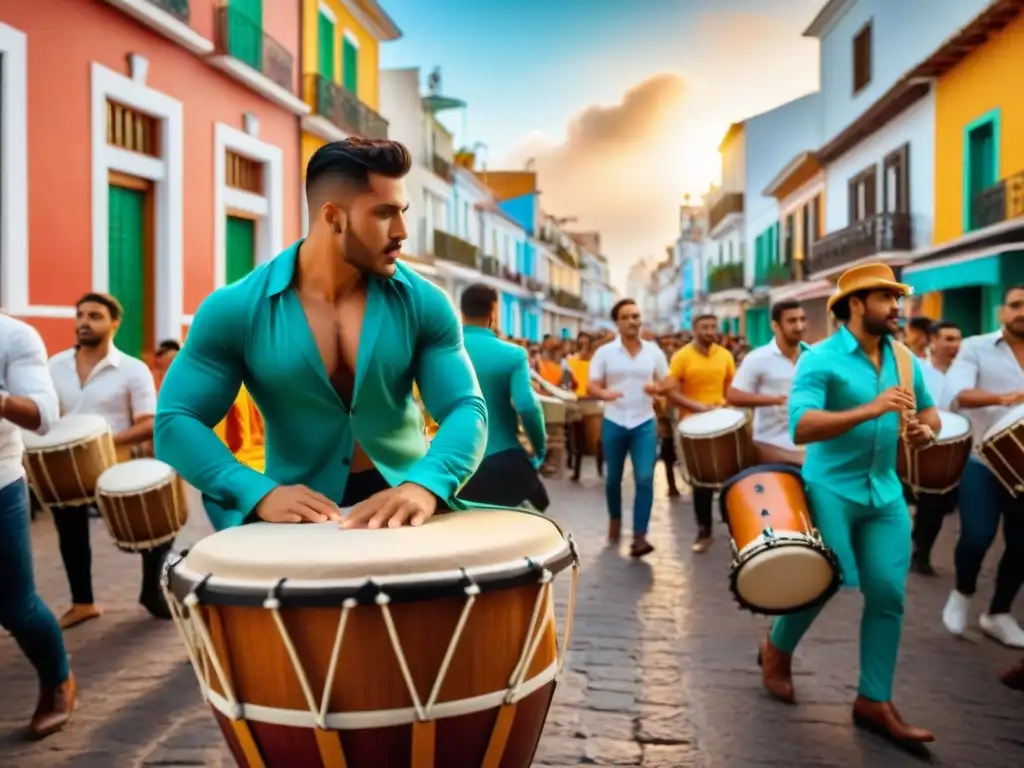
[827,262,912,313]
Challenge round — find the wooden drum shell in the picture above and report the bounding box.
[720,466,812,552]
[979,423,1024,498]
[24,432,122,508]
[97,474,188,551]
[578,400,603,457]
[897,434,973,496]
[678,413,755,488]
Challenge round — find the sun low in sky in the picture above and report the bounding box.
[381,0,822,290]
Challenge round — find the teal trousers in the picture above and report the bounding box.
[769,482,911,702]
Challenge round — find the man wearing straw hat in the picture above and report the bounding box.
[757,263,941,747]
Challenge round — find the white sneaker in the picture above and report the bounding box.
[942,590,971,636]
[980,613,1024,649]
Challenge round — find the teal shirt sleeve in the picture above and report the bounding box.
[510,346,546,460]
[911,356,936,411]
[154,288,279,516]
[405,284,488,500]
[788,349,830,444]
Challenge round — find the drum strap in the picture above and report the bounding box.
[892,341,916,435]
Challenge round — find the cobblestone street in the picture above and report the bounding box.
[2,466,1022,767]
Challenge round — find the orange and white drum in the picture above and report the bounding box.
[163,509,580,768]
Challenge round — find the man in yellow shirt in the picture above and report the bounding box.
[667,313,736,553]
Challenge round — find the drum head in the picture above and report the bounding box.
[97,458,175,494]
[936,410,970,442]
[734,542,836,613]
[22,413,110,450]
[182,510,567,583]
[678,407,745,437]
[985,402,1024,440]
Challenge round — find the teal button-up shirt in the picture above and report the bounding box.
[154,242,487,523]
[789,326,934,506]
[462,325,546,461]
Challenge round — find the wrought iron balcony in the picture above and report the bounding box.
[149,0,189,23]
[308,75,388,139]
[972,170,1024,231]
[431,154,452,182]
[481,255,500,277]
[707,262,745,293]
[526,277,545,293]
[708,192,744,233]
[549,287,586,311]
[216,6,294,92]
[434,230,478,269]
[755,259,798,287]
[808,212,912,274]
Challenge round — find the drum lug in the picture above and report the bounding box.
[762,526,776,544]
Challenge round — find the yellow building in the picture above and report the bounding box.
[903,2,1024,334]
[299,0,401,207]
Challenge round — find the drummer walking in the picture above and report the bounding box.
[726,300,806,467]
[759,264,939,747]
[0,313,77,737]
[48,293,169,626]
[457,284,549,510]
[940,286,1024,648]
[666,314,736,553]
[587,298,672,558]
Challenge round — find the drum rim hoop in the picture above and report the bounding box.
[166,540,576,608]
[97,475,177,497]
[677,412,749,439]
[23,429,113,453]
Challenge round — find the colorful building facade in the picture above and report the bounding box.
[1,0,306,358]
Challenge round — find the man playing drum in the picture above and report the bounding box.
[0,314,76,737]
[666,313,736,553]
[457,284,549,510]
[587,298,672,558]
[759,264,940,747]
[48,293,169,626]
[940,285,1024,649]
[155,138,487,531]
[726,300,806,467]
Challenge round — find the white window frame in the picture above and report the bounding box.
[214,122,283,289]
[91,62,184,341]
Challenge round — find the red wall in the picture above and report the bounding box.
[5,0,303,352]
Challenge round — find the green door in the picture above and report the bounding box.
[342,36,358,93]
[967,121,996,230]
[229,0,263,71]
[318,11,335,80]
[108,184,147,359]
[226,215,256,284]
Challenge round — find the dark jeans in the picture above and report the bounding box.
[52,504,171,605]
[659,435,679,493]
[0,478,70,687]
[955,456,1024,614]
[910,487,957,561]
[693,486,718,537]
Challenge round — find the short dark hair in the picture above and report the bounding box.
[830,289,871,322]
[305,138,412,201]
[771,300,801,324]
[76,292,123,322]
[460,283,498,319]
[577,331,594,344]
[611,298,637,321]
[909,316,933,335]
[692,313,717,327]
[155,339,181,357]
[1004,285,1024,303]
[931,320,960,337]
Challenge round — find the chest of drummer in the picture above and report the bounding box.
[48,348,156,435]
[670,345,734,407]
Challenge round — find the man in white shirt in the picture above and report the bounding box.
[941,286,1024,649]
[588,298,672,558]
[727,300,806,466]
[48,293,169,628]
[0,314,77,737]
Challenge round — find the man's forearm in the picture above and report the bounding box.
[956,389,1010,409]
[0,394,43,431]
[587,382,615,401]
[665,390,707,413]
[114,418,154,446]
[727,388,780,408]
[793,405,877,445]
[405,394,487,500]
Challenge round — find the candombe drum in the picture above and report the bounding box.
[579,400,604,457]
[163,509,580,768]
[676,408,755,488]
[538,395,567,478]
[897,410,972,496]
[22,414,120,508]
[720,465,840,615]
[978,403,1024,497]
[95,458,188,551]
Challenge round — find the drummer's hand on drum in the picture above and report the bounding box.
[999,391,1024,406]
[254,486,343,524]
[904,419,936,447]
[869,386,916,417]
[343,482,437,530]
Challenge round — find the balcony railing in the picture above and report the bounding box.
[481,255,500,276]
[216,6,294,92]
[708,192,744,233]
[150,0,189,22]
[431,154,452,182]
[707,262,745,293]
[808,212,912,274]
[549,287,587,312]
[434,230,478,269]
[308,75,388,139]
[755,259,799,287]
[972,170,1024,231]
[526,277,545,293]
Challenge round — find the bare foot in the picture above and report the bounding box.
[59,604,101,630]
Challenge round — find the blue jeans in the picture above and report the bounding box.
[602,417,657,536]
[0,478,70,687]
[955,456,1024,613]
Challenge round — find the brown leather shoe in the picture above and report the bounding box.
[852,696,935,744]
[29,673,77,739]
[59,604,101,630]
[757,632,795,703]
[608,519,621,543]
[1001,657,1024,691]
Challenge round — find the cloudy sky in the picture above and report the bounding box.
[380,0,822,288]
